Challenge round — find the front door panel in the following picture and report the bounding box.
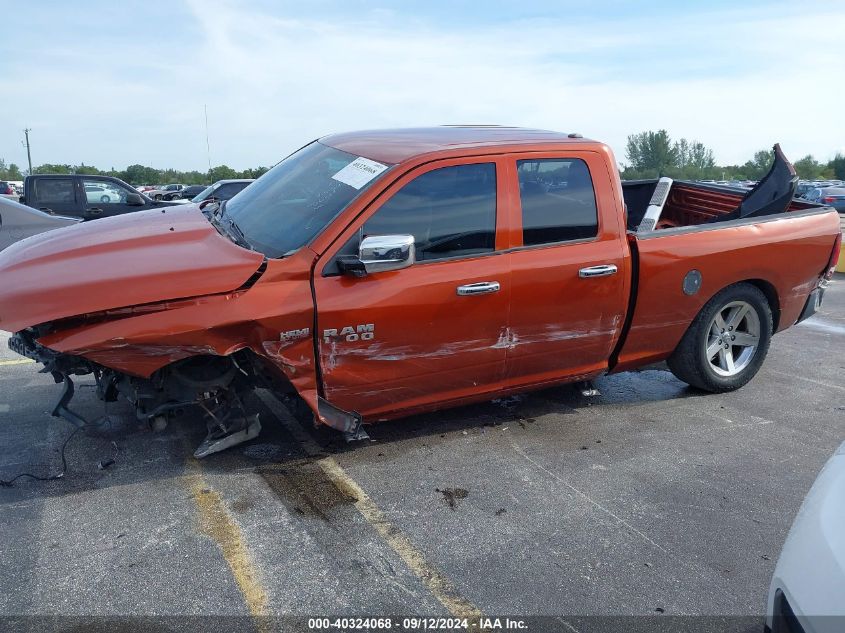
[81,178,142,218]
[315,257,510,418]
[313,158,511,419]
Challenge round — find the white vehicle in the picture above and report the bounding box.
[766,440,845,633]
[84,184,124,204]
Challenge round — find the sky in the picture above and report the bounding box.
[1,0,843,172]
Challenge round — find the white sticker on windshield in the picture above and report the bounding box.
[331,157,388,190]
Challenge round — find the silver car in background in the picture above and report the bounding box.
[0,196,81,251]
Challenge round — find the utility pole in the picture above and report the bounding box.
[204,105,212,173]
[22,128,33,174]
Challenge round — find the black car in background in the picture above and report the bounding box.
[191,179,255,204]
[177,185,209,200]
[19,174,178,219]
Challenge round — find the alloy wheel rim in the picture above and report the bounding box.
[705,300,760,377]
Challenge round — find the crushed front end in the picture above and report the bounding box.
[0,205,326,458]
[9,327,263,457]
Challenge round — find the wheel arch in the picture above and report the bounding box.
[741,278,780,332]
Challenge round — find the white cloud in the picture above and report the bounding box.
[1,0,843,170]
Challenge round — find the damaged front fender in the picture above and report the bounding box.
[14,247,358,444]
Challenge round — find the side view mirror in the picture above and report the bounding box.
[126,193,144,206]
[340,234,415,276]
[360,234,415,274]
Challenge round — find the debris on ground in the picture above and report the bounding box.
[436,487,469,510]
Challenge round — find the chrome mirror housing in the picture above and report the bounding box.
[359,235,415,274]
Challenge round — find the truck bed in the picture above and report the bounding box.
[622,180,819,231]
[613,200,840,372]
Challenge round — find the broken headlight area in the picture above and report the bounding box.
[8,330,265,458]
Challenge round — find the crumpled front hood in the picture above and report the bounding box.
[0,205,265,332]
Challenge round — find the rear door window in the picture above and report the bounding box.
[33,178,76,205]
[516,158,598,246]
[362,163,497,261]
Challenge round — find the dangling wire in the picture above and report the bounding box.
[0,418,82,487]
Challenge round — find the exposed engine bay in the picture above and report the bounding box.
[9,327,280,458]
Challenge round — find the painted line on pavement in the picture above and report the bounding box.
[256,389,484,621]
[184,454,270,631]
[769,369,845,392]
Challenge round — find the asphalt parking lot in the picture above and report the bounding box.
[1,275,843,632]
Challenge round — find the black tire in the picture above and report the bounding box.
[100,195,109,203]
[667,283,773,392]
[154,194,162,200]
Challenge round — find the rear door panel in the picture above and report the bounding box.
[502,150,629,385]
[28,177,82,218]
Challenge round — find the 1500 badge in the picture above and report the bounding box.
[323,324,375,343]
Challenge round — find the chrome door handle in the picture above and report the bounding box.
[457,281,500,296]
[579,264,618,278]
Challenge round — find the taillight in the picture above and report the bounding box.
[827,232,842,279]
[823,196,836,204]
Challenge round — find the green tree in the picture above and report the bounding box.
[122,164,162,185]
[793,155,831,180]
[676,140,715,172]
[741,149,774,180]
[238,166,270,179]
[75,163,102,175]
[826,153,845,180]
[625,130,678,176]
[0,159,24,180]
[32,164,74,174]
[208,165,238,182]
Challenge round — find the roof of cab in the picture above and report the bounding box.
[319,126,594,164]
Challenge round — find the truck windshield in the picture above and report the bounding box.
[225,142,391,258]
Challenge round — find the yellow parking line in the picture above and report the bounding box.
[318,456,484,620]
[0,359,35,366]
[256,390,484,621]
[184,457,270,632]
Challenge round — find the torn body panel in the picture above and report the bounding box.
[0,205,265,333]
[8,248,326,456]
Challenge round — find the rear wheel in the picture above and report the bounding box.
[667,283,772,392]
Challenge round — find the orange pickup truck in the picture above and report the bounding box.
[1,127,841,457]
